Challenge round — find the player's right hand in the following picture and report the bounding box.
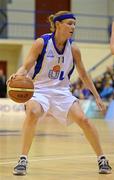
[6,74,17,85]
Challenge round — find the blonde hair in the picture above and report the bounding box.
[48,11,72,32]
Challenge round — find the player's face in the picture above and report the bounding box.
[60,19,76,38]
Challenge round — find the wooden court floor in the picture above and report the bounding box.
[0,114,114,180]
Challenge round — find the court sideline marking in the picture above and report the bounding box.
[0,154,114,165]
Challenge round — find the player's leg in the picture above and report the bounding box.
[13,100,44,176]
[21,100,44,155]
[68,101,112,174]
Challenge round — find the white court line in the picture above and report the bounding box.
[0,154,114,165]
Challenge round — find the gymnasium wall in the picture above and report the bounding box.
[71,0,108,15]
[0,40,32,77]
[7,0,35,39]
[0,0,7,38]
[6,0,114,40]
[71,0,109,42]
[71,0,114,17]
[108,0,114,16]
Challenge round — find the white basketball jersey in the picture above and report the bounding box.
[32,33,75,89]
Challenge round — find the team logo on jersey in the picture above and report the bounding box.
[48,65,60,79]
[47,49,54,59]
[48,65,64,80]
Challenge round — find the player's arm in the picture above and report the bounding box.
[110,22,114,55]
[16,38,44,76]
[7,38,44,83]
[71,44,106,112]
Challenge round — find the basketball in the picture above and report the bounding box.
[8,75,34,103]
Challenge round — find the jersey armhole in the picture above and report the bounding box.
[32,34,52,79]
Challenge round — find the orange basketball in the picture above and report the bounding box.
[8,75,34,103]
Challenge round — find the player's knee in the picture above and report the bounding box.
[30,108,40,118]
[79,116,90,128]
[26,105,43,119]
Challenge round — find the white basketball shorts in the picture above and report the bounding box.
[31,87,78,125]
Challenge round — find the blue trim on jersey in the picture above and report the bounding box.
[52,33,67,55]
[68,60,75,79]
[32,34,52,79]
[69,38,73,44]
[52,33,73,54]
[68,38,74,79]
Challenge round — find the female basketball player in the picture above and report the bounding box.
[110,21,114,54]
[7,11,112,175]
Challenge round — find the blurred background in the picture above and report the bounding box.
[0,0,114,117]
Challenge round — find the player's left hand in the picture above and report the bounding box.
[95,97,106,114]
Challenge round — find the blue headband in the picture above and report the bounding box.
[53,13,76,23]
